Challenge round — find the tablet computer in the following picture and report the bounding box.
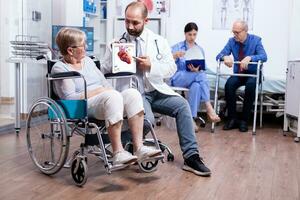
[186,59,206,71]
[184,46,206,71]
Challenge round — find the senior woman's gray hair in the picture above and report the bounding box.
[55,27,86,56]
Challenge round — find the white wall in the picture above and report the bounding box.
[21,0,52,113]
[0,0,23,98]
[52,0,83,26]
[288,0,300,60]
[166,0,292,79]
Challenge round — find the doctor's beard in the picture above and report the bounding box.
[127,26,144,37]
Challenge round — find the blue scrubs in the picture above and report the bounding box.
[171,41,210,118]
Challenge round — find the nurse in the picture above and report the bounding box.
[171,22,220,131]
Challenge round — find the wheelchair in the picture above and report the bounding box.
[25,55,169,186]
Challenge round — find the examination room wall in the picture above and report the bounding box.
[0,0,51,118]
[0,0,22,98]
[288,0,300,60]
[166,0,294,79]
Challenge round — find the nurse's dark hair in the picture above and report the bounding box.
[125,1,148,19]
[184,22,198,33]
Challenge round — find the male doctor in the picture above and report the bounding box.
[101,1,211,177]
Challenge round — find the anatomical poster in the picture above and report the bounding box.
[112,43,136,74]
[212,0,254,30]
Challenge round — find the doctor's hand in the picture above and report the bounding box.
[173,51,185,59]
[240,56,251,70]
[187,64,199,72]
[223,56,233,68]
[135,56,151,71]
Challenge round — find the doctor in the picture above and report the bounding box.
[101,1,211,177]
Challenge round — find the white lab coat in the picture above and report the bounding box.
[101,28,179,96]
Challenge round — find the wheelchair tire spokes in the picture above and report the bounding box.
[26,97,70,175]
[71,157,88,187]
[138,160,159,173]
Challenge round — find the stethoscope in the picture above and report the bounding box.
[119,32,163,60]
[119,32,128,43]
[154,39,163,60]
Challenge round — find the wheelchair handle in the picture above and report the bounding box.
[36,54,47,60]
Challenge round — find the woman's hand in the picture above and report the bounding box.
[173,51,185,59]
[187,64,200,72]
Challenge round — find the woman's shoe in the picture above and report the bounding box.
[112,151,138,165]
[134,145,161,161]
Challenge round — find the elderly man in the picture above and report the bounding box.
[216,20,267,132]
[101,2,211,176]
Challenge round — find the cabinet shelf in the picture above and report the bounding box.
[84,0,108,58]
[85,12,99,17]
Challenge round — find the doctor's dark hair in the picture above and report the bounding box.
[125,1,148,19]
[184,22,198,33]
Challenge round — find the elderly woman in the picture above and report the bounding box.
[52,27,160,166]
[171,22,220,131]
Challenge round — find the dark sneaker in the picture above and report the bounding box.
[182,154,211,177]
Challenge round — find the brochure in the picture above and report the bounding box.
[112,43,136,73]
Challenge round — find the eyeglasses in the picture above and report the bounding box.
[71,44,87,50]
[232,30,244,35]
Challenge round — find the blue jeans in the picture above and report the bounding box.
[225,76,257,122]
[143,90,199,159]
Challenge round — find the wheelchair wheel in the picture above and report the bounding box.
[71,157,88,187]
[138,160,159,173]
[26,97,70,175]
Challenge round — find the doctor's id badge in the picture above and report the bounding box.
[112,43,136,74]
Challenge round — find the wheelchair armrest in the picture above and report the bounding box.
[48,71,88,101]
[49,71,81,79]
[104,72,135,78]
[104,72,139,91]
